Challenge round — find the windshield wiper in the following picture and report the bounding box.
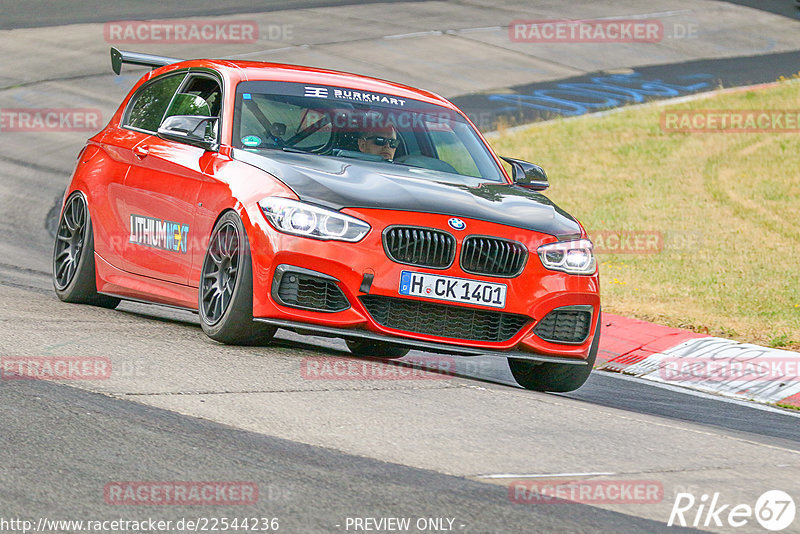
[279,147,384,164]
[281,147,318,154]
[330,149,384,162]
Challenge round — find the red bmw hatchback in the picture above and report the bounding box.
[53,48,600,392]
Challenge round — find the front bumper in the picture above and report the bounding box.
[247,207,600,361]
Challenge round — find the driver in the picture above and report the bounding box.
[357,125,398,160]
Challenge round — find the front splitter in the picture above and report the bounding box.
[255,317,587,365]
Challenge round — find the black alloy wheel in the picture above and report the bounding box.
[200,220,240,325]
[199,211,276,345]
[52,191,119,308]
[53,193,87,290]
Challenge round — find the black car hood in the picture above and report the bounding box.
[234,149,581,238]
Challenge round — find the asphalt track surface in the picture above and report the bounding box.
[719,0,800,18]
[2,0,798,29]
[2,1,800,533]
[1,378,696,533]
[0,0,418,30]
[452,50,800,130]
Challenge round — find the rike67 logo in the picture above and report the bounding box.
[668,490,796,531]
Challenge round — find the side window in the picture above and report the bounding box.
[163,75,222,142]
[164,76,222,120]
[124,73,185,132]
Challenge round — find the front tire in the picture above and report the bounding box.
[509,312,601,392]
[345,339,410,359]
[199,211,276,345]
[52,191,119,309]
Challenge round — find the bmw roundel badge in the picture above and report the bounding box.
[448,218,466,230]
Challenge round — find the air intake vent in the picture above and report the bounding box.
[273,266,349,312]
[360,295,529,342]
[460,236,527,277]
[383,226,455,269]
[534,306,593,344]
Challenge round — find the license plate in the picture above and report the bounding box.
[398,271,507,308]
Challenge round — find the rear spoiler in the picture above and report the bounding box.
[110,47,183,75]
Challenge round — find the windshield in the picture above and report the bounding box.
[233,81,506,182]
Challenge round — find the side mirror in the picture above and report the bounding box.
[158,115,218,151]
[501,156,549,191]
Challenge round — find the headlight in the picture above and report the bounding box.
[258,197,370,242]
[538,239,596,275]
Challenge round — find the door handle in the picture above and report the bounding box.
[133,145,149,158]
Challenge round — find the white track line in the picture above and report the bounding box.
[383,30,443,40]
[595,10,693,21]
[476,472,616,479]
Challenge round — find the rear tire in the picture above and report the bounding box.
[52,191,120,309]
[199,211,276,345]
[345,339,410,359]
[509,312,601,392]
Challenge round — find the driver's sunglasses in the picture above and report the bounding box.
[365,136,398,148]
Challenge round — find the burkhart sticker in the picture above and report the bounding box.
[303,86,406,106]
[129,214,189,253]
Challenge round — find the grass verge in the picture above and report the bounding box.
[490,81,800,350]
